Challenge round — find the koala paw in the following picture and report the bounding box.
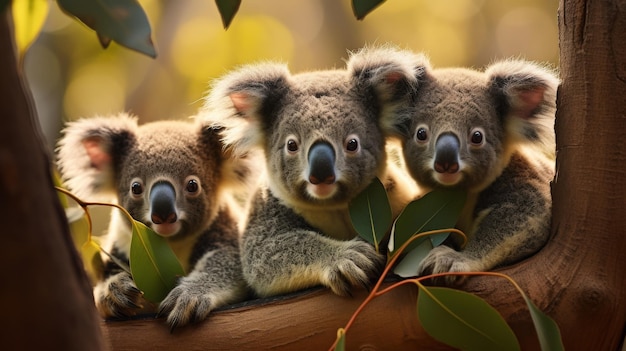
[326,239,386,296]
[158,277,214,330]
[417,246,478,286]
[94,272,144,318]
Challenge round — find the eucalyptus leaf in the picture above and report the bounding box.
[349,177,392,251]
[352,0,386,20]
[390,188,466,254]
[11,0,49,64]
[393,239,432,278]
[57,0,156,57]
[53,172,70,208]
[67,207,89,249]
[130,221,185,303]
[81,240,104,284]
[334,329,346,351]
[215,0,241,29]
[417,285,520,351]
[523,294,565,350]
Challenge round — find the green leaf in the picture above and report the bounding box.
[214,0,240,29]
[352,0,386,20]
[11,0,49,64]
[81,240,104,284]
[334,329,346,351]
[417,285,520,351]
[389,188,466,254]
[130,220,185,303]
[523,295,565,350]
[67,206,89,248]
[57,0,156,57]
[349,177,392,251]
[53,172,69,208]
[393,239,432,278]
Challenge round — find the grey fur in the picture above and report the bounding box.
[395,55,559,284]
[56,113,258,328]
[200,47,420,297]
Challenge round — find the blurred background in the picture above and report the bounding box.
[26,0,559,151]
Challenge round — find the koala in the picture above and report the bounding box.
[200,47,420,298]
[394,54,558,283]
[56,113,257,328]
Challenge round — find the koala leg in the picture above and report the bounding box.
[158,245,248,329]
[93,271,144,318]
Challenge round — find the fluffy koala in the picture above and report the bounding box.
[395,54,558,283]
[201,47,420,297]
[56,113,256,328]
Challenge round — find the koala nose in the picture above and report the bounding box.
[308,141,336,185]
[150,181,178,224]
[434,133,460,174]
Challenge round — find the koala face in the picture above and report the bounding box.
[260,71,387,208]
[57,114,230,239]
[202,48,421,211]
[400,60,558,193]
[114,122,223,238]
[404,69,503,192]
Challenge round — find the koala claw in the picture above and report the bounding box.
[417,245,476,286]
[95,272,144,318]
[158,280,213,330]
[327,240,386,296]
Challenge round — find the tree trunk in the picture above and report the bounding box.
[2,0,625,350]
[0,11,104,351]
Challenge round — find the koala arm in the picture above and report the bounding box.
[418,153,553,283]
[241,190,386,297]
[157,210,249,329]
[93,250,146,319]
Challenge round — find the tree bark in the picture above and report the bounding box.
[0,11,104,351]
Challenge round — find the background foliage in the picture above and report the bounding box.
[27,0,558,150]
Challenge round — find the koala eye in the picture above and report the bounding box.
[345,135,360,153]
[470,129,485,146]
[286,137,299,154]
[130,179,144,197]
[415,126,429,142]
[184,176,201,196]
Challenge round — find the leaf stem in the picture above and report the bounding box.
[328,227,466,351]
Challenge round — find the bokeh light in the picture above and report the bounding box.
[25,0,558,150]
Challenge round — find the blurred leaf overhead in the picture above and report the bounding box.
[25,0,558,151]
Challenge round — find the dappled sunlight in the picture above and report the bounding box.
[26,0,558,149]
[63,61,127,119]
[496,7,558,60]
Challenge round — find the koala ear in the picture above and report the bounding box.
[347,46,430,137]
[56,113,138,201]
[486,60,559,154]
[200,63,290,157]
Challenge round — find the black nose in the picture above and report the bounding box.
[308,141,336,185]
[150,181,177,224]
[434,133,460,174]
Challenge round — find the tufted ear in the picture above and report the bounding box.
[486,60,559,155]
[200,63,290,157]
[347,46,430,138]
[56,113,138,201]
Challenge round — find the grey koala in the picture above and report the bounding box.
[394,53,559,283]
[200,47,420,297]
[56,113,257,328]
